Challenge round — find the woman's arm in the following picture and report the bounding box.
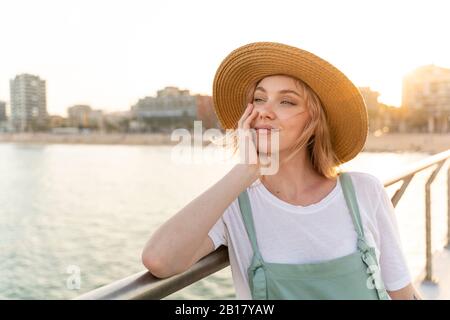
[141,163,259,278]
[387,283,423,300]
[142,103,260,278]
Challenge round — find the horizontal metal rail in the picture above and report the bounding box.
[75,246,229,300]
[76,149,450,299]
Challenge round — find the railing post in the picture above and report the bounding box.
[425,176,434,282]
[447,165,450,249]
[424,161,445,283]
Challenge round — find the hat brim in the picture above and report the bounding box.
[212,41,368,164]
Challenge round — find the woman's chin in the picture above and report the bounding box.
[256,145,281,155]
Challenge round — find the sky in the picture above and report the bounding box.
[1,0,449,116]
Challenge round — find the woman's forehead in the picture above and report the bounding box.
[255,76,302,96]
[257,74,300,90]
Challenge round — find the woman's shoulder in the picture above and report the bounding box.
[343,171,389,222]
[342,170,385,193]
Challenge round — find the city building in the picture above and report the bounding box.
[67,104,104,131]
[358,87,383,133]
[48,115,68,129]
[0,100,8,132]
[359,87,380,112]
[196,94,219,129]
[102,111,133,132]
[131,86,198,132]
[9,74,48,131]
[0,101,6,122]
[402,65,450,133]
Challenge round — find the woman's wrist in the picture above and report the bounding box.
[232,163,261,184]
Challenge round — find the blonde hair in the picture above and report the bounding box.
[213,74,343,179]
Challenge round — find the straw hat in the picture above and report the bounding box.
[212,41,368,164]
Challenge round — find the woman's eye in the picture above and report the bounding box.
[253,98,296,106]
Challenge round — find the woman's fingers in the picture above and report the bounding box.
[243,107,259,130]
[238,103,254,128]
[236,103,260,166]
[240,107,258,153]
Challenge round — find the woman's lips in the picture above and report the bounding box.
[254,128,280,135]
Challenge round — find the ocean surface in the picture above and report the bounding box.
[0,143,448,299]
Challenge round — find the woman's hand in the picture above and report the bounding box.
[237,103,260,175]
[387,283,423,300]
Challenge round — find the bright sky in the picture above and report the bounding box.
[1,0,449,116]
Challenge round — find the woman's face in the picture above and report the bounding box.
[250,74,310,154]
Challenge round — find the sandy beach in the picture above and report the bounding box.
[0,132,449,154]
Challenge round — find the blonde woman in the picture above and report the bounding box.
[141,42,421,300]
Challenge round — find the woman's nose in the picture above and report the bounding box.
[254,103,276,119]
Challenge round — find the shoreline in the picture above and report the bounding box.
[0,132,176,146]
[0,132,449,154]
[364,132,450,154]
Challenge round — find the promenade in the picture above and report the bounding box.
[1,132,449,153]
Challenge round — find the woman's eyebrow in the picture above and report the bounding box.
[255,86,301,98]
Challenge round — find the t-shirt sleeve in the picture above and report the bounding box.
[374,179,412,291]
[208,214,228,250]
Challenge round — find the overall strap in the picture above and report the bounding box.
[339,172,390,300]
[340,172,390,300]
[238,190,264,262]
[339,172,366,240]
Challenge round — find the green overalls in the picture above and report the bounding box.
[237,172,391,300]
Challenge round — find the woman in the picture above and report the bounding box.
[141,42,421,300]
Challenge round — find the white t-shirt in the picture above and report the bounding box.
[207,171,412,299]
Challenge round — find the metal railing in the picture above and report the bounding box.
[75,149,450,299]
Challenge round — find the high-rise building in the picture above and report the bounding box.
[402,65,450,132]
[10,74,48,131]
[402,65,450,111]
